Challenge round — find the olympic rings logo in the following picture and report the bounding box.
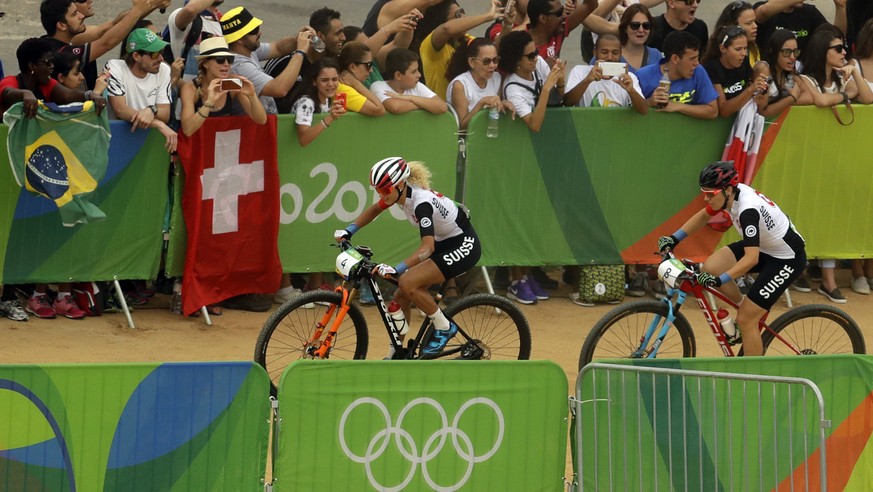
[338,397,505,491]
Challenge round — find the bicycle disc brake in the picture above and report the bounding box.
[456,340,489,360]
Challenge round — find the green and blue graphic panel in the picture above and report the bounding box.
[274,360,568,491]
[0,362,270,491]
[576,355,873,491]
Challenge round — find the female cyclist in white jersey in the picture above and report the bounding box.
[335,157,481,356]
[658,161,806,356]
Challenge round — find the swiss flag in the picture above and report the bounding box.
[176,115,281,315]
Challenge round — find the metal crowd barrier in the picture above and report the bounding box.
[570,363,829,492]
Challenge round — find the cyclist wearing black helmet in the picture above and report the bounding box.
[335,157,481,356]
[657,161,806,356]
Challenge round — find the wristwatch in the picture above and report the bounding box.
[149,105,158,115]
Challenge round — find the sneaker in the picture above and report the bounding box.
[507,279,537,305]
[0,299,28,321]
[525,275,550,300]
[817,286,847,304]
[650,281,667,300]
[421,322,459,357]
[26,295,57,319]
[492,267,510,290]
[791,275,812,293]
[274,287,304,304]
[851,277,871,295]
[530,267,559,290]
[569,292,595,307]
[53,295,86,319]
[359,284,376,305]
[626,273,647,297]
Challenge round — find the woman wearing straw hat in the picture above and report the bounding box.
[178,36,266,136]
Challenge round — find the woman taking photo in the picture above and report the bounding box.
[444,37,512,130]
[337,41,386,117]
[179,37,265,136]
[702,26,769,117]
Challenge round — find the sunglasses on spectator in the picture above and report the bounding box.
[212,56,235,64]
[247,27,260,37]
[780,48,801,58]
[523,51,538,61]
[475,56,500,65]
[453,8,465,19]
[137,51,162,59]
[679,0,701,5]
[729,1,750,12]
[547,7,564,17]
[629,22,651,31]
[355,61,374,70]
[720,26,746,46]
[828,44,847,54]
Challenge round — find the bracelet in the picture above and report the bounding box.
[840,91,849,105]
[203,102,216,109]
[83,90,93,100]
[787,93,797,103]
[321,119,330,128]
[293,49,306,58]
[196,109,209,118]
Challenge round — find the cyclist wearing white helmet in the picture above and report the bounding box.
[657,160,806,356]
[335,157,481,356]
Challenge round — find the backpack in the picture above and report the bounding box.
[160,14,203,65]
[578,265,625,304]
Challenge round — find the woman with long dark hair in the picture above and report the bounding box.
[617,4,662,72]
[702,25,768,117]
[702,1,760,66]
[444,37,511,129]
[758,29,806,117]
[288,58,346,147]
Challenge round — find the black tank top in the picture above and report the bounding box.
[194,88,233,116]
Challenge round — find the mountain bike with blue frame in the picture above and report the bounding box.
[578,251,865,370]
[256,240,532,394]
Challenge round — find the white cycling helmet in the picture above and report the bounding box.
[370,157,409,191]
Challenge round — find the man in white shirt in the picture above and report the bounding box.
[166,0,226,82]
[105,28,177,152]
[563,34,647,114]
[370,48,447,114]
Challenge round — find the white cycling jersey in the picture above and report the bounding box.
[397,186,466,242]
[728,184,804,259]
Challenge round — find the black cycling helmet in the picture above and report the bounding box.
[699,160,739,189]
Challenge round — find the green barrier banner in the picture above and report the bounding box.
[0,361,270,491]
[274,112,458,272]
[577,355,873,491]
[750,106,873,258]
[464,109,733,265]
[0,122,167,283]
[275,360,568,491]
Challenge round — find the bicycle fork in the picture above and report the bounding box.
[634,290,687,358]
[309,288,353,359]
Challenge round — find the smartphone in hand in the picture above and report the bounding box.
[219,78,242,91]
[335,92,347,110]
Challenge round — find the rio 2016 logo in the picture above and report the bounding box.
[338,397,504,491]
[279,162,406,224]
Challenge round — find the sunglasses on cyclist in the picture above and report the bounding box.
[828,44,847,54]
[137,51,162,59]
[212,56,235,64]
[701,188,723,197]
[629,22,651,31]
[475,56,500,65]
[780,48,801,58]
[523,51,538,61]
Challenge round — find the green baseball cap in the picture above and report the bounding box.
[125,28,169,54]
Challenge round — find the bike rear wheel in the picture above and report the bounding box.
[436,294,532,360]
[761,304,866,355]
[255,291,368,395]
[579,300,696,371]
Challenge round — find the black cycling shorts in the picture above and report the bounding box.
[430,225,481,280]
[728,241,806,310]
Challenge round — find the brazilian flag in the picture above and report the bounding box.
[3,101,111,226]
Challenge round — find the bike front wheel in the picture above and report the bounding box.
[579,300,697,371]
[254,291,369,395]
[762,304,866,355]
[437,294,532,360]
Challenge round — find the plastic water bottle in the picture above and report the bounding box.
[311,35,326,53]
[657,68,671,108]
[388,301,409,336]
[716,308,738,339]
[486,107,499,138]
[170,279,182,314]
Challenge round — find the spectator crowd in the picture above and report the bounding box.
[1,0,872,321]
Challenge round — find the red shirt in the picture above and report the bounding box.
[0,75,58,115]
[530,22,571,60]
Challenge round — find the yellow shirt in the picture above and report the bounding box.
[420,33,473,101]
[336,83,368,112]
